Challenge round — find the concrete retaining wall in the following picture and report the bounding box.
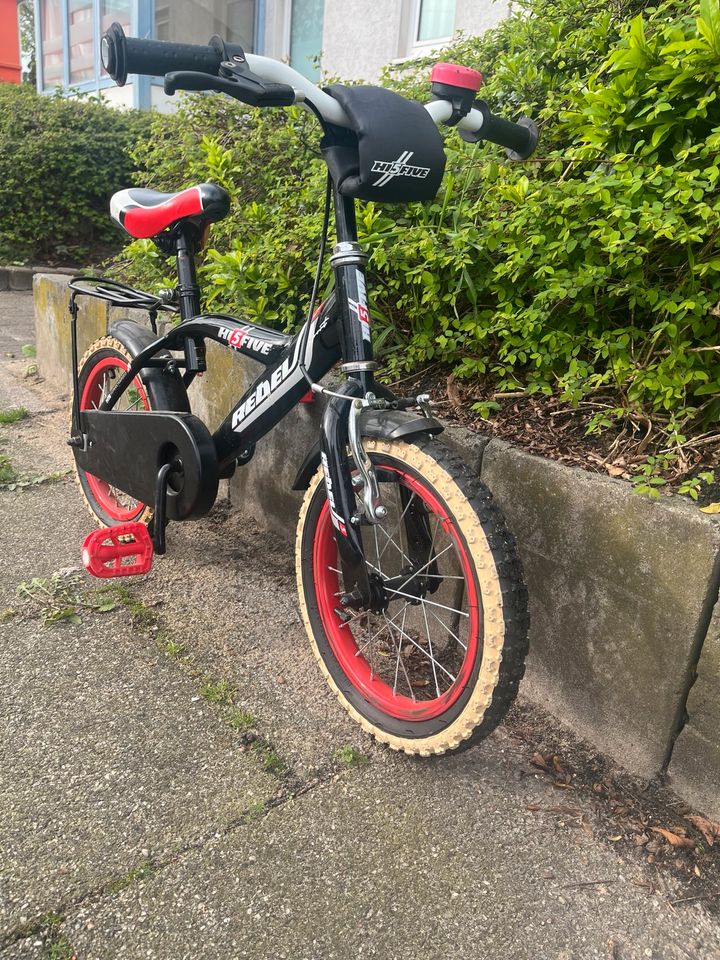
[34,273,720,811]
[668,601,720,820]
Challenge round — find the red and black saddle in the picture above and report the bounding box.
[109,182,230,239]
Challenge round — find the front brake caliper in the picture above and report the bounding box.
[348,394,387,525]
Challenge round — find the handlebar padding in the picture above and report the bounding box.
[102,21,244,85]
[460,100,538,161]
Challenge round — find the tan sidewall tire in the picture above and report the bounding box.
[295,438,507,757]
[73,336,153,529]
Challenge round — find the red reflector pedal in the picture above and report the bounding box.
[82,523,154,578]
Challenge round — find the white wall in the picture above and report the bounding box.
[321,0,404,82]
[90,83,135,109]
[319,0,512,82]
[455,0,511,37]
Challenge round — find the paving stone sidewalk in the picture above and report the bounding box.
[1,290,720,960]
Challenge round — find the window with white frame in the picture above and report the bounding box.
[69,0,94,83]
[289,0,324,82]
[40,0,64,87]
[37,0,131,90]
[36,0,258,94]
[154,0,257,51]
[414,0,455,45]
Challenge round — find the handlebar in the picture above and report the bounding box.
[102,22,240,86]
[101,23,538,160]
[461,103,537,161]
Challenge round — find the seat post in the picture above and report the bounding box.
[175,226,201,321]
[174,225,205,375]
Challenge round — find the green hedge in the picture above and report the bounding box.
[122,0,720,444]
[0,85,151,263]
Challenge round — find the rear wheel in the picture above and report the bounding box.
[74,337,157,526]
[296,436,529,756]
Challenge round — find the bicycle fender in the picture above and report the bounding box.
[291,409,444,491]
[109,319,191,413]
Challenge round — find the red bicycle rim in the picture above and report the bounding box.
[312,463,481,721]
[79,355,149,522]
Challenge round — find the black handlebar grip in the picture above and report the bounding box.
[460,100,538,161]
[101,22,244,86]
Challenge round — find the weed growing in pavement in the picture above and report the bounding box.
[16,573,121,625]
[335,745,369,767]
[157,632,186,658]
[0,452,16,484]
[110,585,158,626]
[224,706,256,732]
[0,406,28,424]
[0,607,16,622]
[0,467,71,491]
[103,860,155,895]
[252,740,287,777]
[0,448,70,491]
[199,677,237,705]
[242,800,266,823]
[21,344,36,358]
[21,912,78,960]
[48,936,77,960]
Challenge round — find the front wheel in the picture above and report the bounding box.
[296,436,529,756]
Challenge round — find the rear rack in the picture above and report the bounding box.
[68,275,179,314]
[67,275,179,449]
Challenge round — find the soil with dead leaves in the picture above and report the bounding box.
[388,367,720,501]
[507,701,720,914]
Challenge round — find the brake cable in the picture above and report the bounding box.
[296,168,335,394]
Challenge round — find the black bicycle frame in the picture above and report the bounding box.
[93,182,380,600]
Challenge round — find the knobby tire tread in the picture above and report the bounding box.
[296,434,529,756]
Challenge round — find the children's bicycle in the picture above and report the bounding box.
[68,23,536,756]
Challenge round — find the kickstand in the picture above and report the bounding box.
[150,462,173,555]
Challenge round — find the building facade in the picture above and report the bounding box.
[34,0,509,107]
[1,0,22,82]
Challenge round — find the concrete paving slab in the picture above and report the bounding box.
[0,595,277,938]
[0,291,35,359]
[124,507,380,780]
[0,436,277,940]
[62,751,720,960]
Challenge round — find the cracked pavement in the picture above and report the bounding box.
[1,290,720,960]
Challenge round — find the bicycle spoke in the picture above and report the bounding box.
[372,522,383,578]
[421,597,441,697]
[353,605,407,657]
[387,606,415,700]
[392,542,454,594]
[390,614,457,684]
[339,609,370,630]
[376,522,412,566]
[430,513,443,552]
[429,608,467,651]
[377,492,415,562]
[384,585,469,618]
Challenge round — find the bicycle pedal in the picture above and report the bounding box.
[82,522,154,578]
